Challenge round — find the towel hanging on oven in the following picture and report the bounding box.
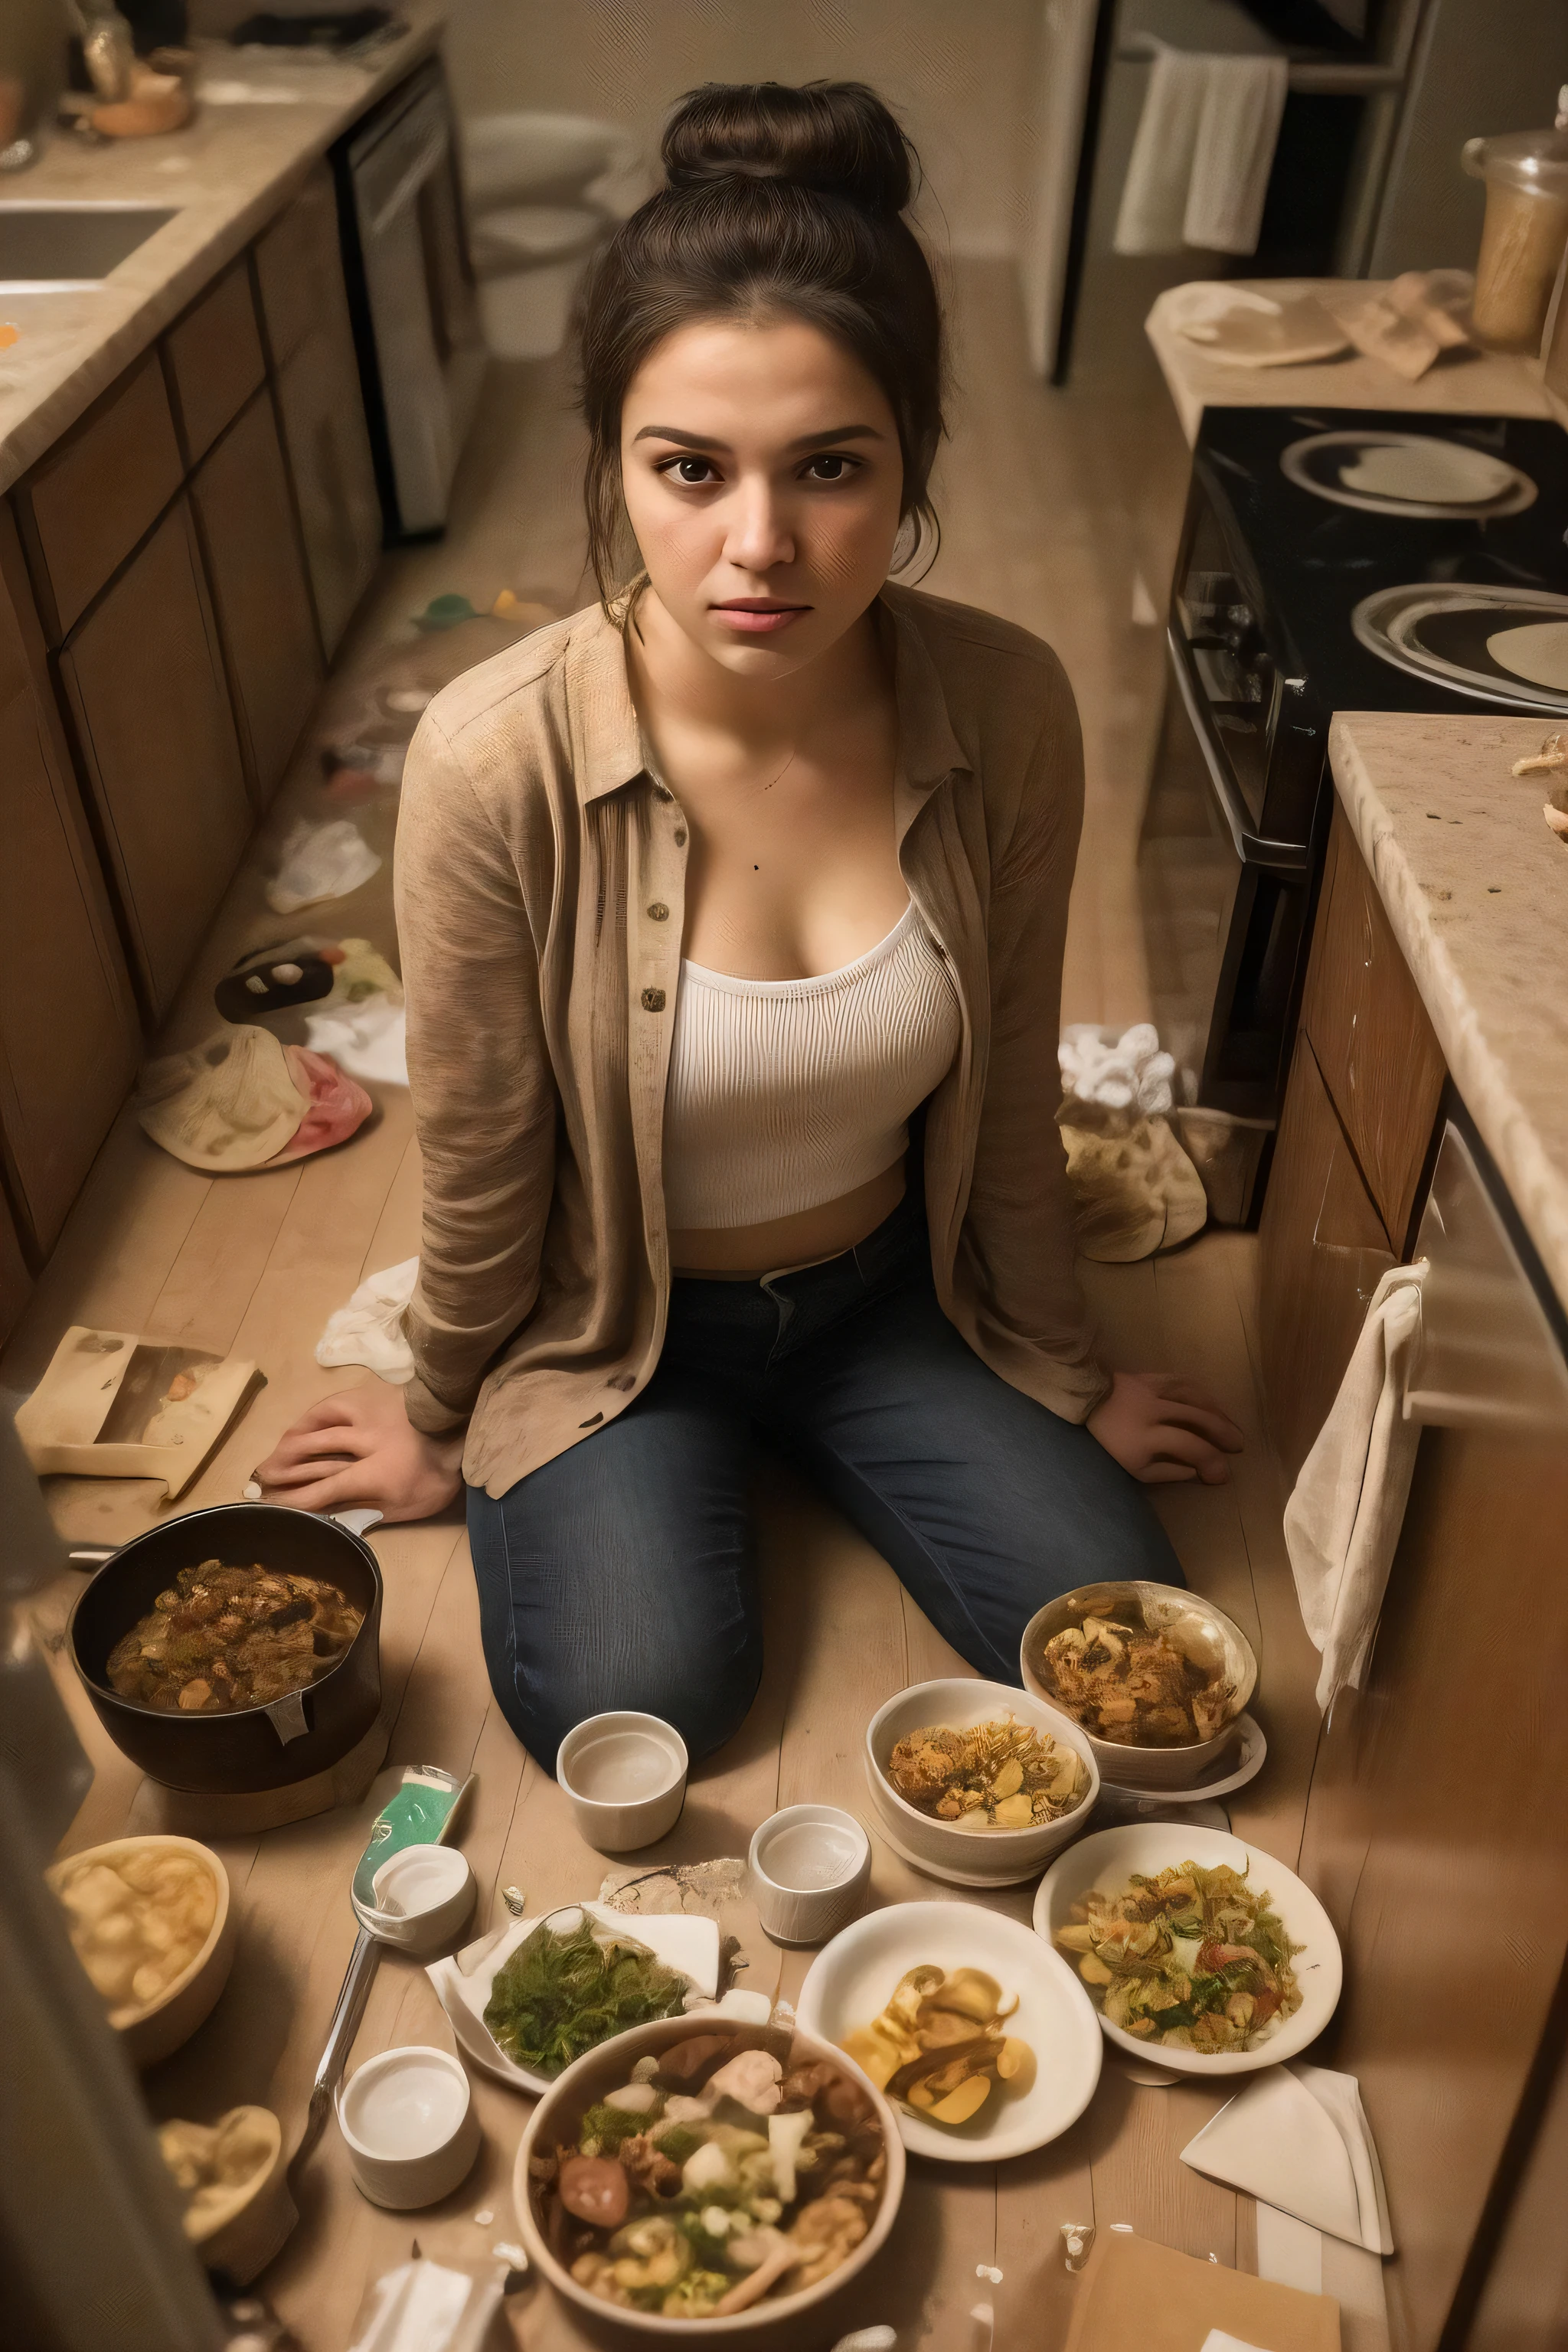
[1114,44,1289,257]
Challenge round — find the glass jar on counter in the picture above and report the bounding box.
[1462,128,1568,353]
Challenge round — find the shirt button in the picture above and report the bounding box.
[674,827,687,847]
[647,902,669,921]
[641,986,667,1012]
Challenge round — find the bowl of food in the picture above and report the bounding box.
[47,1834,237,2066]
[796,1900,1100,2163]
[1033,1824,1341,2077]
[514,2013,903,2334]
[68,1503,383,1793]
[158,2105,297,2285]
[863,1678,1097,1887]
[1019,1583,1256,1790]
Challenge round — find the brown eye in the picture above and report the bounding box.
[805,453,854,481]
[671,456,716,484]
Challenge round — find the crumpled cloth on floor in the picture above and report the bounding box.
[266,818,382,914]
[136,1025,306,1170]
[1115,44,1289,256]
[315,1257,419,1381]
[1284,1260,1426,1712]
[1057,1024,1207,1261]
[1181,2061,1394,2255]
[305,993,408,1085]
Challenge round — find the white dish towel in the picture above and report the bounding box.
[1284,1260,1426,1712]
[315,1257,419,1383]
[1115,44,1289,256]
[1181,2061,1394,2256]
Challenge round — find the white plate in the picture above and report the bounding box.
[1034,1824,1341,2079]
[1099,1712,1266,1805]
[426,1902,720,2096]
[864,1794,1050,1890]
[797,1900,1102,2163]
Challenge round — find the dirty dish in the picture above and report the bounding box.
[158,2105,297,2285]
[1033,1824,1341,2078]
[1099,1710,1266,1804]
[749,1805,871,1949]
[362,1842,475,1955]
[336,2044,480,2210]
[798,1900,1100,2163]
[1020,1583,1256,1790]
[864,1679,1097,1886]
[558,1710,688,1852]
[47,1834,236,2067]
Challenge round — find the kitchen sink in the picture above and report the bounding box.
[0,204,177,290]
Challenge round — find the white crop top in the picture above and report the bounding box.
[662,902,962,1230]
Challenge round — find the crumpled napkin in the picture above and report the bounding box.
[1180,2060,1393,2254]
[267,818,381,914]
[316,1258,419,1382]
[305,993,408,1085]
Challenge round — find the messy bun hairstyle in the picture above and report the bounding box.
[578,80,946,612]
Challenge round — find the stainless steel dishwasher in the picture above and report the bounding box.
[336,57,485,541]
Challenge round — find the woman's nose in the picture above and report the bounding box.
[724,479,794,573]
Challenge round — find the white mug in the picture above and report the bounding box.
[749,1804,872,1947]
[557,1710,688,1852]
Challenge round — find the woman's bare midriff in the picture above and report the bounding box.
[669,1158,907,1278]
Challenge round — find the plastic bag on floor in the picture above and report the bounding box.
[304,993,408,1085]
[316,1257,419,1382]
[267,818,381,914]
[1057,1024,1206,1262]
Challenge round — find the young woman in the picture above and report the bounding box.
[255,81,1241,1766]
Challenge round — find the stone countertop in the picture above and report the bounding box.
[1147,279,1555,448]
[0,5,446,498]
[1329,710,1568,1307]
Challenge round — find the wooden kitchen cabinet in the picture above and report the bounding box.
[256,165,382,655]
[59,498,252,1021]
[190,387,324,808]
[0,510,139,1258]
[0,1182,29,1348]
[14,350,184,643]
[162,256,267,471]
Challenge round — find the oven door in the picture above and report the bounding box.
[1138,629,1317,1220]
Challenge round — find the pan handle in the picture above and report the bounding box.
[68,1549,115,1568]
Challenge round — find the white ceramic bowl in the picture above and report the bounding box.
[179,2106,298,2285]
[364,1843,475,1955]
[863,1678,1099,1888]
[47,1834,237,2068]
[513,2012,905,2337]
[1019,1583,1258,1791]
[337,2044,481,2209]
[797,1900,1101,2164]
[557,1710,689,1852]
[749,1804,871,1948]
[1033,1822,1342,2077]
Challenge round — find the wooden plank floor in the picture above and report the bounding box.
[12,262,1371,2347]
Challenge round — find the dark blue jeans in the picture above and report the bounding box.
[466,1190,1182,1769]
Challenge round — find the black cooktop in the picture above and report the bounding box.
[1193,404,1568,714]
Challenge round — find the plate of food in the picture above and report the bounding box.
[427,1902,721,2096]
[514,2013,903,2332]
[1034,1824,1341,2076]
[864,1677,1099,1887]
[795,1900,1101,2161]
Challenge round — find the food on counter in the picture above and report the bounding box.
[484,1915,689,2078]
[1034,1606,1237,1747]
[1056,1860,1303,2053]
[531,2033,887,2317]
[52,1844,217,2018]
[841,1965,1034,2127]
[104,1560,363,1714]
[883,1715,1086,1829]
[158,2107,279,2241]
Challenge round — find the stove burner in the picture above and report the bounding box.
[1351,583,1568,712]
[1280,430,1537,521]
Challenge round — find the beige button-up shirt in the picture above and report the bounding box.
[394,583,1109,1498]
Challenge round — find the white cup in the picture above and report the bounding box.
[361,1844,475,1955]
[557,1710,688,1852]
[336,2045,480,2210]
[749,1803,872,1948]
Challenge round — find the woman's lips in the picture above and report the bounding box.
[710,603,809,635]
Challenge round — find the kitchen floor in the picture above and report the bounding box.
[15,262,1369,2347]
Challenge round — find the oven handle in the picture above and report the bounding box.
[1165,625,1309,876]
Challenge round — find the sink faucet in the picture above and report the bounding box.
[0,0,68,172]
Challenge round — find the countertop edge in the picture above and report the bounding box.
[1328,712,1568,1308]
[0,12,444,501]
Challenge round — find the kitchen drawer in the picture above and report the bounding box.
[1302,799,1446,1252]
[15,349,184,643]
[253,165,349,373]
[1259,1028,1397,1483]
[162,256,266,469]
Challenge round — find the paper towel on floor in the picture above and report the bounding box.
[316,1258,418,1382]
[1181,2060,1393,2256]
[1115,44,1288,256]
[1284,1260,1426,1710]
[267,818,381,914]
[1201,2334,1272,2352]
[305,994,408,1085]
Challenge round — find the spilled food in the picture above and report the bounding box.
[1056,1860,1302,2053]
[841,1966,1034,2127]
[105,1560,363,1713]
[531,2032,886,2317]
[1034,1604,1237,1747]
[883,1715,1086,1829]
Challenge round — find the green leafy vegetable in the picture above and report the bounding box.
[483,1917,688,2076]
[654,2123,703,2167]
[580,2102,653,2155]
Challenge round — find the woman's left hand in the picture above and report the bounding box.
[1086,1370,1244,1485]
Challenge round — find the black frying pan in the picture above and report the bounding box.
[69,1504,383,1794]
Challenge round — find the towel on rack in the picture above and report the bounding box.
[1284,1259,1426,1712]
[1114,45,1289,257]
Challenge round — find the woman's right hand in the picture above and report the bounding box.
[251,1385,464,1522]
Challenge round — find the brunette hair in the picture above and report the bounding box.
[577,80,946,611]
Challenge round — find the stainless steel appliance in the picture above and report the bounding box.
[1138,403,1568,1223]
[335,57,485,541]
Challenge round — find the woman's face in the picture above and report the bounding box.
[619,315,906,678]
